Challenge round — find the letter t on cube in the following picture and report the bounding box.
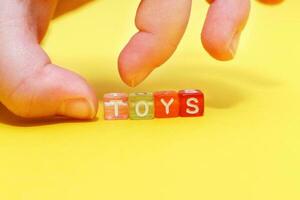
[179,89,204,117]
[103,93,129,120]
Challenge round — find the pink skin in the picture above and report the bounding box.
[0,0,282,120]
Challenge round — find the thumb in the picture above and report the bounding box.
[0,0,98,119]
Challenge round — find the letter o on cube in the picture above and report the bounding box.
[129,92,154,120]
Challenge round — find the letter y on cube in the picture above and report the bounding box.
[154,91,179,118]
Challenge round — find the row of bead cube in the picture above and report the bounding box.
[103,89,204,120]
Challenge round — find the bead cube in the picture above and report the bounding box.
[179,89,204,117]
[129,92,154,120]
[154,91,179,118]
[103,93,129,120]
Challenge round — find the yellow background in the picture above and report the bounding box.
[0,0,299,199]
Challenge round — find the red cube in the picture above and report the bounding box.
[179,89,204,117]
[154,91,179,118]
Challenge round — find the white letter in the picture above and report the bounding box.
[186,98,199,114]
[135,101,149,117]
[160,98,174,115]
[105,100,124,117]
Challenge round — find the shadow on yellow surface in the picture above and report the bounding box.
[0,1,299,200]
[0,105,98,127]
[0,63,280,127]
[89,61,281,108]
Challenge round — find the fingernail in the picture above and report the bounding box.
[58,98,95,119]
[130,79,137,87]
[126,69,155,87]
[123,74,143,88]
[228,31,241,57]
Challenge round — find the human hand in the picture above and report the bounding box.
[0,0,282,120]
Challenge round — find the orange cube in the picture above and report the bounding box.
[154,91,179,118]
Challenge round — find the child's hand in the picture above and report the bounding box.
[0,0,282,120]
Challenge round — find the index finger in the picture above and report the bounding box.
[118,0,192,87]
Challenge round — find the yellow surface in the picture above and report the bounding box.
[0,1,299,199]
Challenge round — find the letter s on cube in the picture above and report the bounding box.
[103,93,129,120]
[154,91,179,118]
[179,89,204,117]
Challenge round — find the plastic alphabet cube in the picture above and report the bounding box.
[154,91,179,118]
[103,93,129,120]
[179,89,204,117]
[129,92,154,120]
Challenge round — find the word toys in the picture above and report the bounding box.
[103,89,204,120]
